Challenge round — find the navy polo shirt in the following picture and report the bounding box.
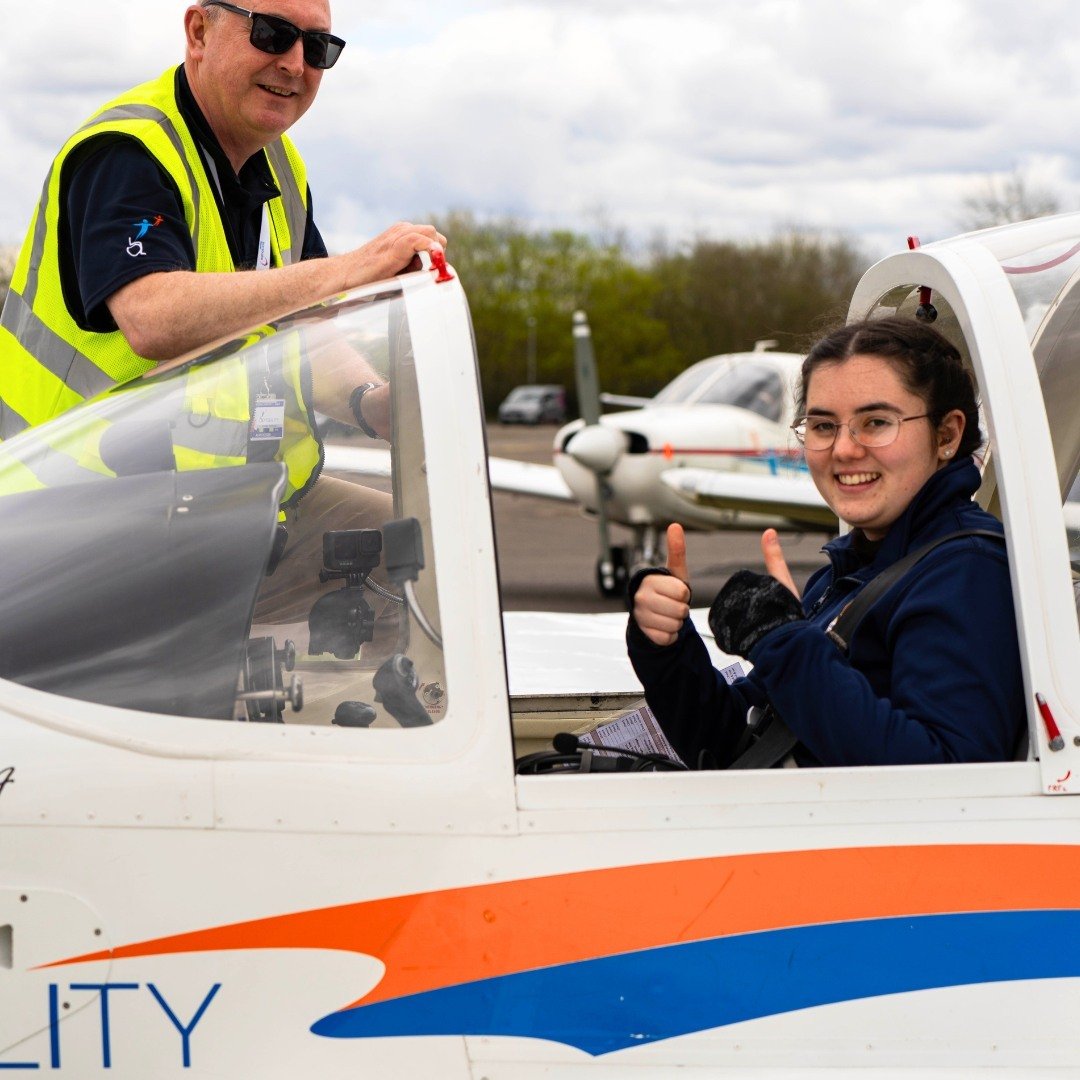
[62,66,327,333]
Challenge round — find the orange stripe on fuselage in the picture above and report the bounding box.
[41,845,1080,1010]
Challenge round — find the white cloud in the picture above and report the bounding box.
[1,0,1078,260]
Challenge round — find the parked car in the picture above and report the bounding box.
[498,384,567,424]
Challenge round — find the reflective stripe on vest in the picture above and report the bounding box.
[0,329,321,504]
[264,139,307,267]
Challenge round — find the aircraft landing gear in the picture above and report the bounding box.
[596,546,630,599]
[595,528,666,599]
[636,525,662,572]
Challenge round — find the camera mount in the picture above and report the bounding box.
[308,529,383,659]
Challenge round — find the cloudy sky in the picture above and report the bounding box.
[1,0,1076,261]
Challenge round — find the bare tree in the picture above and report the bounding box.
[958,168,1061,231]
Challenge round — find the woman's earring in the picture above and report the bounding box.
[942,448,953,458]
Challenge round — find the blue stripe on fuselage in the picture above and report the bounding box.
[311,910,1080,1055]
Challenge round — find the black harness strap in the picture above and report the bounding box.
[825,529,1003,652]
[726,705,799,770]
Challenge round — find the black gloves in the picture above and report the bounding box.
[708,570,804,657]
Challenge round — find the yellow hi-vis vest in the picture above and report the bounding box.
[0,326,324,511]
[169,327,324,509]
[0,65,310,440]
[0,67,322,509]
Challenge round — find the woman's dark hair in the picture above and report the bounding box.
[796,316,983,459]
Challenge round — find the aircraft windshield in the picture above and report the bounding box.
[694,362,785,421]
[653,357,786,422]
[652,358,725,404]
[0,288,448,729]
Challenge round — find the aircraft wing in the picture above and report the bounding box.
[323,444,573,502]
[504,608,730,696]
[661,467,838,529]
[487,456,573,501]
[322,443,393,479]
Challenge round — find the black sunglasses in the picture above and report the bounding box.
[204,1,346,69]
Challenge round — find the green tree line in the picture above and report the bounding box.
[441,212,869,415]
[0,169,1056,412]
[0,223,868,419]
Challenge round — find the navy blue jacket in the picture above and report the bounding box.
[627,458,1025,767]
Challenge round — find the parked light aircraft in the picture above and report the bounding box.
[325,326,836,599]
[555,322,835,595]
[3,216,1080,1076]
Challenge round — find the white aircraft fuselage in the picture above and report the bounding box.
[2,217,1080,1076]
[555,398,813,531]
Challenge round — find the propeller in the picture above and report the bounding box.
[564,423,628,474]
[571,310,625,597]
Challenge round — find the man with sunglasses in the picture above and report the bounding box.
[0,0,447,661]
[0,0,444,437]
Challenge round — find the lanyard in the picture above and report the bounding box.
[202,148,272,271]
[256,205,271,271]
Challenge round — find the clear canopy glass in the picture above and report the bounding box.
[0,287,447,728]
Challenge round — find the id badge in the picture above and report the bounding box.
[250,396,286,441]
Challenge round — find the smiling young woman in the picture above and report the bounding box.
[797,349,966,540]
[627,316,1024,769]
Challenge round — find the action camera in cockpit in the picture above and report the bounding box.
[307,529,383,659]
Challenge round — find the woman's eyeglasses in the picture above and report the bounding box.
[791,413,931,450]
[204,2,346,70]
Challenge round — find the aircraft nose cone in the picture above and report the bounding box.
[564,424,629,474]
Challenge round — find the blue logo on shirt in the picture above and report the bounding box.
[128,214,164,257]
[133,214,164,239]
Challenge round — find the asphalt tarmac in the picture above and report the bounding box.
[488,421,831,613]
